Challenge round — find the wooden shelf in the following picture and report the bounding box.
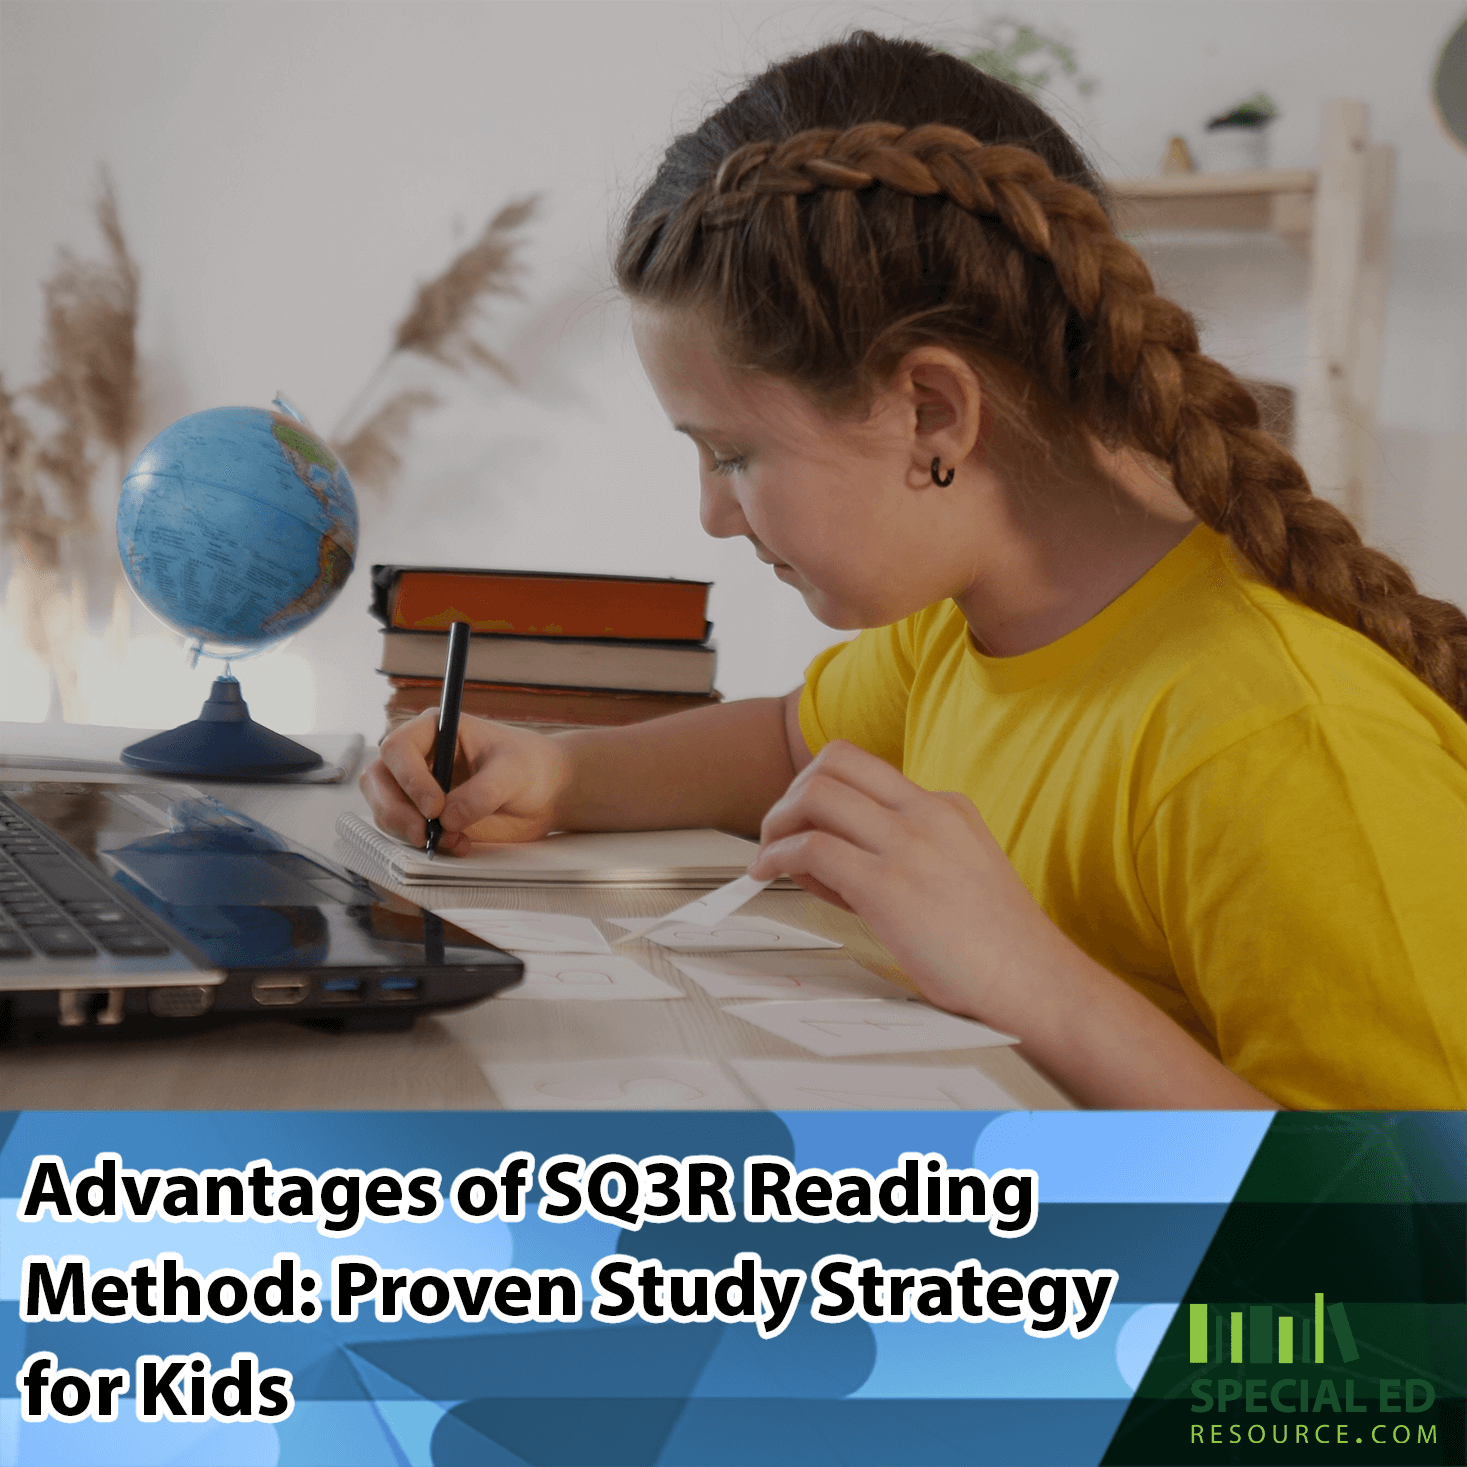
[1101,107,1395,533]
[1107,168,1317,254]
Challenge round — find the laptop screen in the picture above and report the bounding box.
[5,781,499,971]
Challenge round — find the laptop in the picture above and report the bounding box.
[0,778,523,1045]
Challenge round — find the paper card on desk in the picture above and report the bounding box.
[1,722,363,783]
[727,998,1018,1057]
[609,914,840,952]
[611,873,772,941]
[732,1059,1021,1110]
[431,909,610,954]
[495,952,682,1001]
[483,1057,750,1110]
[672,954,906,1001]
[335,813,784,887]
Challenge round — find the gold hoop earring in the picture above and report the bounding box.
[930,457,955,487]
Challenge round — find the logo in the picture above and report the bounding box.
[1184,1294,1438,1452]
[1188,1294,1357,1367]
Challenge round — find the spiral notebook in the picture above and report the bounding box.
[334,812,795,889]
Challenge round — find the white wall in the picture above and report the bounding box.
[2,0,1463,735]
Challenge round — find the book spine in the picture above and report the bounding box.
[385,710,587,740]
[384,569,711,642]
[386,681,720,725]
[379,630,717,694]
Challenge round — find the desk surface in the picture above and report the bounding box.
[0,763,1072,1111]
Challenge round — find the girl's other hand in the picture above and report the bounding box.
[360,711,571,856]
[746,739,1052,1034]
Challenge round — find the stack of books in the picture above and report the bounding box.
[371,564,720,739]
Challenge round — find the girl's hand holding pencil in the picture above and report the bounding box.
[363,711,572,855]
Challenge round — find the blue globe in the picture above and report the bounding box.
[117,402,358,659]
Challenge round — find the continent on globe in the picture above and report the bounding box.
[260,413,357,634]
[117,404,359,654]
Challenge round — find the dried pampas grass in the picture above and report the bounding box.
[335,389,441,489]
[0,375,60,568]
[1,174,142,702]
[392,196,538,377]
[34,176,141,457]
[330,196,538,495]
[0,172,141,562]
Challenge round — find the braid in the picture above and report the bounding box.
[624,116,1467,719]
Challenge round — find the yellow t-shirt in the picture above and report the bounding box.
[798,525,1467,1109]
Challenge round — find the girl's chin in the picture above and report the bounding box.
[795,584,876,632]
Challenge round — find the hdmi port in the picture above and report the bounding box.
[253,978,309,1007]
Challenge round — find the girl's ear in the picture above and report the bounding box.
[896,348,983,487]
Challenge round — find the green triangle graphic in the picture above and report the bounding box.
[1102,1114,1465,1465]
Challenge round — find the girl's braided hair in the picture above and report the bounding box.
[617,32,1467,716]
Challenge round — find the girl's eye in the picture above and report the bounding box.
[711,455,746,477]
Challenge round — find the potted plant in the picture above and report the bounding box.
[1199,92,1279,173]
[961,16,1097,107]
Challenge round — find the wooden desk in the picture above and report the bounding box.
[0,765,1071,1111]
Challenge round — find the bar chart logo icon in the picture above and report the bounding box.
[1188,1295,1358,1366]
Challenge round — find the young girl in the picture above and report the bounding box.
[363,33,1467,1109]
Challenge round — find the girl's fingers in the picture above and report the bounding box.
[440,738,556,836]
[753,828,880,912]
[759,765,905,856]
[359,756,430,846]
[378,709,453,820]
[782,739,932,815]
[439,757,523,834]
[786,873,854,912]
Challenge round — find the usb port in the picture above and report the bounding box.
[253,978,308,1007]
[319,977,364,1003]
[377,977,421,1002]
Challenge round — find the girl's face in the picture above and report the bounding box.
[631,306,968,631]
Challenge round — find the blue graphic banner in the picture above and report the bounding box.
[0,1108,1354,1467]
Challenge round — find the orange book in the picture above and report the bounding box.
[371,565,711,642]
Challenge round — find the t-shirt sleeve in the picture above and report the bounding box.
[1136,705,1467,1108]
[798,620,915,768]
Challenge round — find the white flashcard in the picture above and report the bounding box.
[610,872,774,943]
[636,915,840,952]
[726,998,1017,1056]
[483,1057,752,1110]
[671,953,906,1001]
[433,909,611,954]
[732,1059,1021,1110]
[495,953,684,1001]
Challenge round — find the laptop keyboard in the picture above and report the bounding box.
[0,808,172,960]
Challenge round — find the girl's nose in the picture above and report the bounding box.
[700,477,751,539]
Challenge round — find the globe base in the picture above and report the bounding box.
[120,677,324,779]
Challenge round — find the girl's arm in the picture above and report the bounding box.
[362,688,809,851]
[554,687,810,834]
[748,738,1278,1110]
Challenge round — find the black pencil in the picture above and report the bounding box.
[424,621,471,854]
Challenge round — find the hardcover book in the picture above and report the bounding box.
[371,564,712,642]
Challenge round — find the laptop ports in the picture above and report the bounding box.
[377,976,421,1002]
[58,989,125,1027]
[149,985,215,1019]
[319,977,365,1004]
[252,977,309,1007]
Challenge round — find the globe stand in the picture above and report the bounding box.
[120,676,323,779]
